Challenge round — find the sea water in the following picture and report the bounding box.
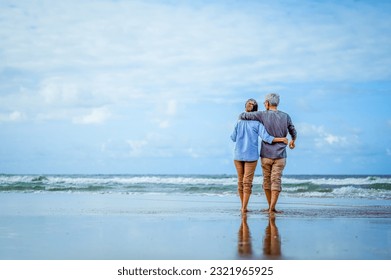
[1,174,390,200]
[1,174,390,260]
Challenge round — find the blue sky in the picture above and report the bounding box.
[1,0,390,175]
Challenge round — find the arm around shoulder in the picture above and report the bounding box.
[239,111,262,121]
[273,137,288,145]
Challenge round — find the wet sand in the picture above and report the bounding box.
[0,192,390,260]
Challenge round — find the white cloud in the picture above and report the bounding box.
[1,1,391,174]
[155,120,170,129]
[127,139,148,157]
[324,134,347,146]
[2,0,390,101]
[0,111,25,122]
[166,100,177,116]
[73,107,111,125]
[186,148,200,159]
[1,1,390,131]
[39,78,80,106]
[151,99,178,129]
[298,123,349,148]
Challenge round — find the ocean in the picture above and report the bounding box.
[1,174,391,200]
[1,174,391,261]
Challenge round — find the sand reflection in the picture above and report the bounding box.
[237,213,282,259]
[237,214,252,257]
[263,214,282,259]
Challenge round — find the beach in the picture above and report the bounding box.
[1,190,390,260]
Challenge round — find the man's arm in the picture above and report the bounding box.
[289,140,295,149]
[239,111,263,122]
[287,115,297,149]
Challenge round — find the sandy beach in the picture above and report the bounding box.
[0,192,390,260]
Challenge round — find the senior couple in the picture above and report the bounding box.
[231,93,297,214]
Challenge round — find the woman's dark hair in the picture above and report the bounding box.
[246,98,258,112]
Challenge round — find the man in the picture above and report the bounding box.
[240,93,297,213]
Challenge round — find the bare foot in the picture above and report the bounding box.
[269,209,283,214]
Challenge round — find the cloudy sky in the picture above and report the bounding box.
[1,0,391,175]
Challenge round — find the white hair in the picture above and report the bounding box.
[265,93,280,106]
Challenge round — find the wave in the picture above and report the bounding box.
[1,174,390,186]
[282,176,391,187]
[0,174,390,199]
[0,175,237,186]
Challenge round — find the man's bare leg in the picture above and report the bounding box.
[269,190,282,213]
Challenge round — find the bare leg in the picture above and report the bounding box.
[269,158,285,213]
[241,193,250,213]
[269,190,282,213]
[261,158,272,212]
[239,190,244,209]
[263,189,271,212]
[242,161,257,213]
[234,160,245,211]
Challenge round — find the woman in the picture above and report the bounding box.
[231,99,288,213]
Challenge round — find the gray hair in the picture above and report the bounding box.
[265,93,280,106]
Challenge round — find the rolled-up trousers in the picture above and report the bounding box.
[261,158,286,192]
[234,160,258,195]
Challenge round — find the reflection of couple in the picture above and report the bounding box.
[231,93,297,213]
[238,214,281,259]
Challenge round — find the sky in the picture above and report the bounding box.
[1,0,391,175]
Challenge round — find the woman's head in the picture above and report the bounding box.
[245,98,258,112]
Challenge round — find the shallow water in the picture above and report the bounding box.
[0,192,390,260]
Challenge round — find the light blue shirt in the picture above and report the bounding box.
[231,120,274,161]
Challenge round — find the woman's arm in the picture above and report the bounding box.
[273,137,288,145]
[230,122,239,142]
[258,123,288,144]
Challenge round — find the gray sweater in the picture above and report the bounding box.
[240,110,297,159]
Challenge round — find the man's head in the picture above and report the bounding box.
[264,93,280,108]
[245,98,258,112]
